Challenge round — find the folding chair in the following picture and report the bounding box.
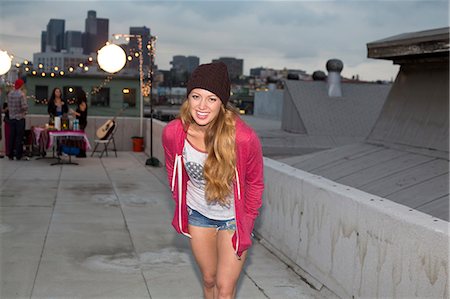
[90,126,118,158]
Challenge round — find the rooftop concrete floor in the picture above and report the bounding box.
[0,152,337,299]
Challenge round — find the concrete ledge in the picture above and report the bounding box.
[255,158,449,299]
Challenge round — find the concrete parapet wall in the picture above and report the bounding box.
[256,158,449,299]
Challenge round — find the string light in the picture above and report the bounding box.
[3,36,156,106]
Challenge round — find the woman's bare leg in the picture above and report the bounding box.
[189,225,219,299]
[216,230,247,299]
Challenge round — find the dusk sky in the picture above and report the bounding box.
[0,0,448,81]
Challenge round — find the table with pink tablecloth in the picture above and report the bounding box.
[48,130,91,150]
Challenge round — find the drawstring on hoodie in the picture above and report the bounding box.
[173,154,192,238]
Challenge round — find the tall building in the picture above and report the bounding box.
[186,56,200,74]
[128,26,151,68]
[46,19,65,52]
[212,57,243,80]
[41,31,47,53]
[65,31,83,54]
[83,10,109,55]
[170,55,200,85]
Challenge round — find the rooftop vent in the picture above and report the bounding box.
[326,59,343,97]
[312,70,327,81]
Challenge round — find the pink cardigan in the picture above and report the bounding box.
[162,117,264,257]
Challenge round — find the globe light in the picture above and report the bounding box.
[0,50,12,75]
[97,44,126,73]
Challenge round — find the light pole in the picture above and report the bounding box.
[112,34,145,138]
[145,35,159,167]
[97,33,159,166]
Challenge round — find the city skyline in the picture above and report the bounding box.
[0,1,448,81]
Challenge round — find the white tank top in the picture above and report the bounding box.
[183,139,235,220]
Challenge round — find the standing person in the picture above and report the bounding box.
[1,99,10,158]
[47,87,68,118]
[70,89,88,130]
[70,89,88,157]
[8,79,28,160]
[162,62,264,299]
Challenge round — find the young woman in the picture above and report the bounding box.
[70,89,88,131]
[69,89,88,157]
[162,62,264,299]
[47,87,68,117]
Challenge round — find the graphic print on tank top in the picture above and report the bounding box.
[183,141,206,187]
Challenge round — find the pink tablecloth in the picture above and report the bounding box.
[48,131,91,150]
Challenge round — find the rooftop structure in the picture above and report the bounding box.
[281,27,449,221]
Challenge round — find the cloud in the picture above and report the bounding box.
[0,0,447,81]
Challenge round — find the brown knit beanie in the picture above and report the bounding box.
[187,62,230,106]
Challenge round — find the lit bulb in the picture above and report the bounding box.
[54,66,59,71]
[97,44,126,73]
[127,56,132,61]
[41,72,46,77]
[51,73,55,77]
[60,71,64,75]
[15,63,20,68]
[134,52,139,57]
[79,63,84,67]
[39,64,43,69]
[69,88,73,93]
[88,57,93,62]
[0,50,12,75]
[84,66,89,71]
[25,67,29,71]
[69,67,74,72]
[24,60,29,65]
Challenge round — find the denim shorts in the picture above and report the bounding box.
[187,207,236,231]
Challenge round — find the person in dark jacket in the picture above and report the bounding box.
[70,89,88,130]
[47,87,68,117]
[70,89,88,157]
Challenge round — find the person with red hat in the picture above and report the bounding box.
[7,78,28,160]
[162,62,264,298]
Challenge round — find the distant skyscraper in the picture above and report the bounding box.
[41,31,47,53]
[128,26,151,68]
[65,31,83,53]
[170,55,200,85]
[212,57,243,80]
[186,56,200,74]
[46,19,65,52]
[250,67,265,77]
[83,10,109,55]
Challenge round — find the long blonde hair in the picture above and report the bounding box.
[179,100,238,205]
